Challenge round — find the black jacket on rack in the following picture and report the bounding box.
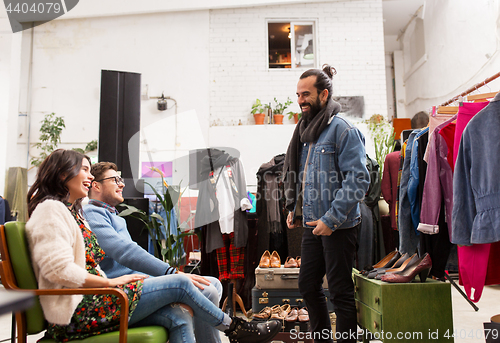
[256,154,289,260]
[358,155,384,269]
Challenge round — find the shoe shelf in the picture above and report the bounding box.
[353,271,454,342]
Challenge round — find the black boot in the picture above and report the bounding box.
[224,316,281,343]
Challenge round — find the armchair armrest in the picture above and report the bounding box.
[10,287,129,343]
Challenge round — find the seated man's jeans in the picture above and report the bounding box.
[132,303,195,343]
[130,274,226,343]
[195,276,223,343]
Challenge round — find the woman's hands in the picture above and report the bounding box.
[107,274,149,287]
[83,273,148,288]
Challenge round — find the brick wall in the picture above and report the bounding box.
[209,0,387,126]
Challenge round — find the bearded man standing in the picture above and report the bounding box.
[284,65,370,343]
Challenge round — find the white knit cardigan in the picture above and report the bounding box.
[26,200,91,325]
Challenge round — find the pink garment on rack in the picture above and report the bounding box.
[452,101,489,166]
[452,100,492,303]
[486,242,500,286]
[423,113,455,163]
[458,245,490,302]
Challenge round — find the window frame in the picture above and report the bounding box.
[266,19,318,71]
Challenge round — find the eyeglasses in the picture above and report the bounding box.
[94,176,125,186]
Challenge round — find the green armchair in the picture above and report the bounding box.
[0,221,168,343]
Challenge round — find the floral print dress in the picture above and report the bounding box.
[45,206,143,342]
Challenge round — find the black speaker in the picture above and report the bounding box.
[120,198,150,251]
[98,70,141,182]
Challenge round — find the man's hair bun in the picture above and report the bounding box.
[322,64,337,79]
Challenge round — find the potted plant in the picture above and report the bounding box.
[362,114,396,181]
[30,112,65,167]
[30,112,98,167]
[251,99,267,125]
[287,111,301,124]
[273,97,293,125]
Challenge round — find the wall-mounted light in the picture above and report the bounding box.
[142,85,178,113]
[157,93,168,111]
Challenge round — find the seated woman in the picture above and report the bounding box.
[26,149,280,343]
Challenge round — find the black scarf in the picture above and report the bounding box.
[283,98,341,210]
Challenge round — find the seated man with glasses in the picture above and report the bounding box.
[83,162,224,343]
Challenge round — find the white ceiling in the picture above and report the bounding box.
[382,0,424,36]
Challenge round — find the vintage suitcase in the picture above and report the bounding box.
[354,272,453,343]
[251,287,333,314]
[255,266,328,289]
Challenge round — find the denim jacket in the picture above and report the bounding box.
[452,93,500,245]
[398,129,421,254]
[296,115,370,231]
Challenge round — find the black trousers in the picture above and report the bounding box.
[298,225,358,343]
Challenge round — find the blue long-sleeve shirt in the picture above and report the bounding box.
[83,200,177,278]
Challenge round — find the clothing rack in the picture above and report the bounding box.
[440,71,500,106]
[436,74,500,311]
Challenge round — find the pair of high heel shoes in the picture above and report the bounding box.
[380,253,432,283]
[360,249,400,276]
[362,250,432,283]
[259,250,281,268]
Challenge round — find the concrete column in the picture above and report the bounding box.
[393,50,406,118]
[0,18,23,194]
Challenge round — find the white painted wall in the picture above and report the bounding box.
[2,0,385,193]
[7,10,211,185]
[209,0,388,125]
[401,0,500,117]
[58,0,337,20]
[206,0,385,186]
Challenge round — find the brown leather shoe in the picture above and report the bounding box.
[259,250,271,268]
[296,256,301,267]
[284,257,298,268]
[252,306,272,320]
[271,304,291,320]
[285,307,299,322]
[298,307,309,322]
[270,251,281,268]
[269,304,281,317]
